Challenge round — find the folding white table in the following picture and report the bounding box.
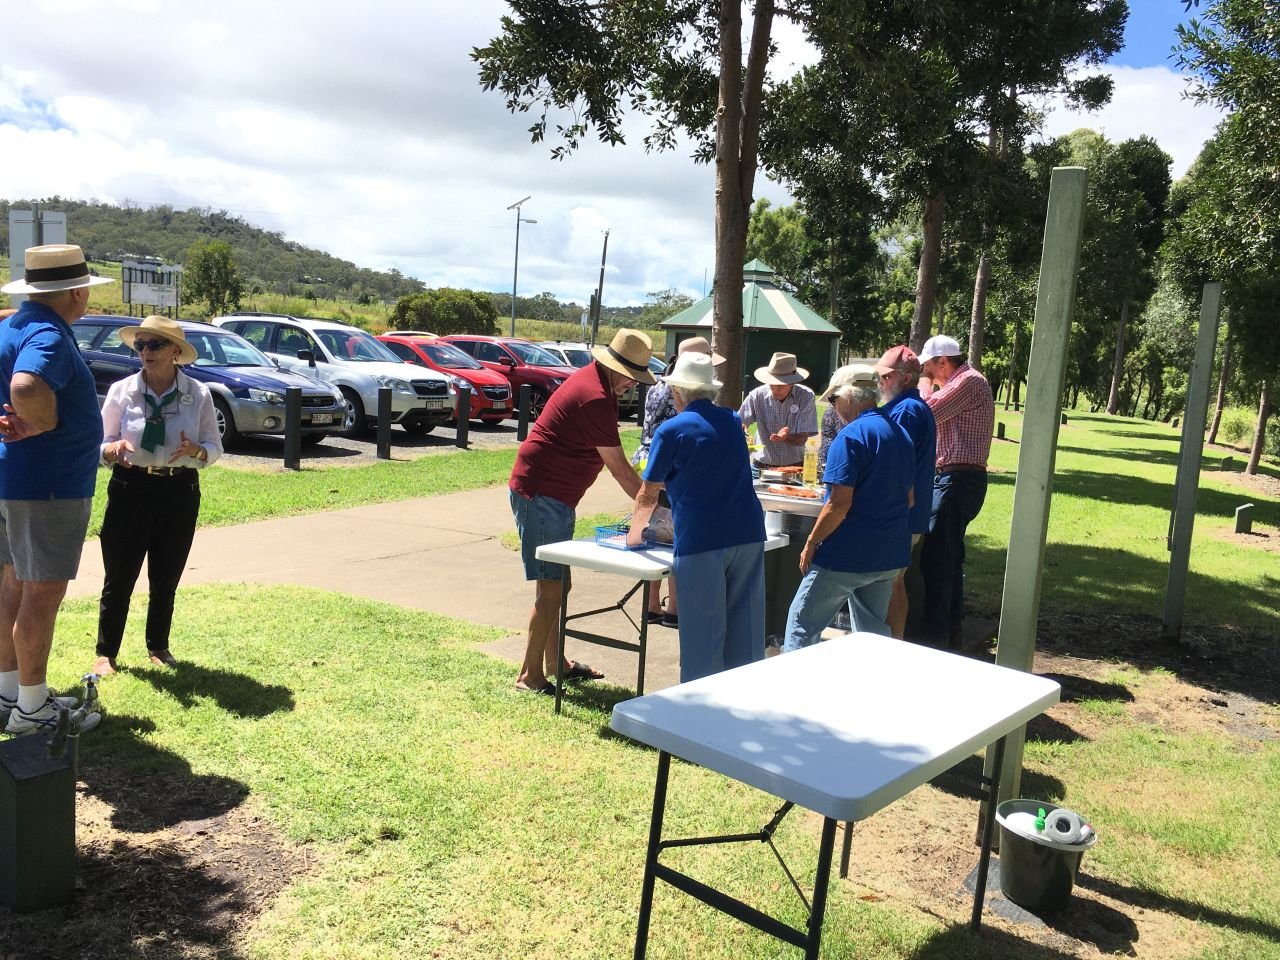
[610,634,1061,958]
[535,534,789,713]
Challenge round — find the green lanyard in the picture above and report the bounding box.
[140,387,179,452]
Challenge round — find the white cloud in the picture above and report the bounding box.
[1,5,1220,307]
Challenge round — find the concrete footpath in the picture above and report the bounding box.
[68,474,687,693]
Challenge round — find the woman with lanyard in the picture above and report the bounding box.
[93,316,221,675]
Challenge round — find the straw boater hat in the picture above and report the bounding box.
[120,315,198,365]
[754,352,808,385]
[677,336,726,365]
[818,364,877,401]
[1,244,115,295]
[664,352,722,392]
[592,329,656,385]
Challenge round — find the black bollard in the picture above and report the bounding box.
[283,387,301,470]
[377,387,392,460]
[996,422,1006,440]
[455,386,471,449]
[517,384,532,441]
[636,383,649,431]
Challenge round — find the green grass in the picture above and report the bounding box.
[44,585,1280,960]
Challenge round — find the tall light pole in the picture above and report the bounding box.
[507,196,536,337]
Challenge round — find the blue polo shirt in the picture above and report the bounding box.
[881,386,937,535]
[816,407,913,573]
[643,399,765,557]
[0,301,103,499]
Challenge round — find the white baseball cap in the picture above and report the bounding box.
[919,335,962,363]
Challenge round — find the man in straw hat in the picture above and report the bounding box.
[508,329,656,694]
[627,351,765,681]
[739,352,818,475]
[782,365,914,649]
[0,244,112,735]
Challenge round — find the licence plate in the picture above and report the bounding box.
[422,399,446,409]
[310,413,334,425]
[492,400,508,409]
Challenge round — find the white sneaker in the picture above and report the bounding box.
[0,694,77,728]
[3,696,84,736]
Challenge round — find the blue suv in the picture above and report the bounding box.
[74,315,346,448]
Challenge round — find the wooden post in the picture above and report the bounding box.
[1162,283,1223,642]
[985,167,1088,817]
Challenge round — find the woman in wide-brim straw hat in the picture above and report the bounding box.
[627,352,767,683]
[94,316,222,676]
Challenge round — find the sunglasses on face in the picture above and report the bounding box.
[134,339,173,352]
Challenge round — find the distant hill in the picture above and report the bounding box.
[0,198,424,303]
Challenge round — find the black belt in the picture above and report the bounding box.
[113,465,196,477]
[938,463,986,474]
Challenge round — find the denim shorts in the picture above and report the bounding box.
[0,497,92,581]
[509,489,576,581]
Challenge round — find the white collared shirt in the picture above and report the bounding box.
[99,368,223,468]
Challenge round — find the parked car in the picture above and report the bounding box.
[377,334,513,424]
[72,315,346,448]
[540,341,668,417]
[437,335,577,420]
[213,313,456,437]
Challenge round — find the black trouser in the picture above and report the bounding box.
[97,466,200,657]
[920,468,988,644]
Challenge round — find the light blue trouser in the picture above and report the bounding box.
[672,542,766,683]
[782,564,903,653]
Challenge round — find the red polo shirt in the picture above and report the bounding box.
[509,362,622,508]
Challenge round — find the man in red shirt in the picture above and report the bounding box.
[508,329,655,693]
[916,335,994,648]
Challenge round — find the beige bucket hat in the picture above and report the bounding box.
[819,364,877,401]
[664,352,722,391]
[754,352,808,385]
[120,315,199,365]
[592,329,656,385]
[2,244,116,295]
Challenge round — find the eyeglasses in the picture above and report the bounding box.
[134,339,173,352]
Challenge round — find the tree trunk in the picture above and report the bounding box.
[1106,301,1129,415]
[910,190,945,352]
[1005,323,1020,410]
[711,0,773,408]
[1246,379,1271,475]
[1208,323,1232,444]
[968,253,990,370]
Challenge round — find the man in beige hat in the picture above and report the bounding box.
[0,244,112,734]
[508,329,656,694]
[738,352,818,475]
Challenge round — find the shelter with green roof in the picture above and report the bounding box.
[659,260,841,392]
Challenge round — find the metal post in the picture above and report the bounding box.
[636,382,649,430]
[455,386,471,449]
[283,387,301,470]
[507,196,532,338]
[1162,282,1223,641]
[988,167,1088,805]
[516,384,532,441]
[376,387,392,460]
[591,229,610,346]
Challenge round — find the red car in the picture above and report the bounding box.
[437,335,577,419]
[377,334,514,424]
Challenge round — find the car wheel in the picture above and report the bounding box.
[212,396,241,448]
[528,390,548,421]
[339,388,366,438]
[300,433,325,448]
[402,420,434,437]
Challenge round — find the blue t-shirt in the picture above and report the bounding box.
[816,408,913,573]
[0,301,103,499]
[643,399,765,557]
[882,387,937,535]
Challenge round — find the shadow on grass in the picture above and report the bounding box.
[135,662,295,718]
[928,753,1065,804]
[1040,673,1133,705]
[78,713,248,833]
[1076,871,1280,943]
[907,916,1079,959]
[1056,442,1230,472]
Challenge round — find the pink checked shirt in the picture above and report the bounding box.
[925,362,994,470]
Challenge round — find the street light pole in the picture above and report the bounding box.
[507,196,535,338]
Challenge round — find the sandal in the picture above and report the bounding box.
[515,681,557,696]
[644,611,664,625]
[564,661,605,681]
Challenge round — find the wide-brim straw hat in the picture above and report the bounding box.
[677,335,726,365]
[819,364,877,401]
[120,315,198,365]
[592,329,656,385]
[2,244,116,295]
[754,352,808,385]
[664,352,722,391]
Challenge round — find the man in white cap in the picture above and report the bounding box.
[508,328,655,694]
[0,244,112,734]
[782,366,914,647]
[917,334,994,648]
[738,352,818,474]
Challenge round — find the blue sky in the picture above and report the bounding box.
[1115,0,1190,68]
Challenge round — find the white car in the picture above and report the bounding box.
[214,313,457,437]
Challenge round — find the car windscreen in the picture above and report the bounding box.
[317,329,400,363]
[561,348,593,367]
[186,330,275,367]
[508,341,564,366]
[422,342,483,370]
